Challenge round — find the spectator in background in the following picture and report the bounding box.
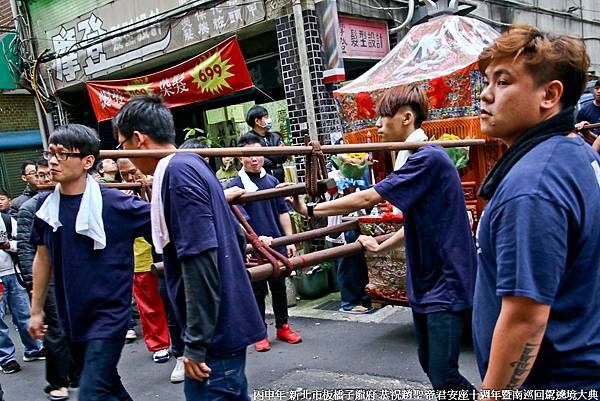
[0,198,45,376]
[216,157,239,188]
[576,79,600,135]
[16,157,79,400]
[0,191,11,214]
[99,158,119,183]
[10,161,38,217]
[117,159,172,366]
[245,106,287,182]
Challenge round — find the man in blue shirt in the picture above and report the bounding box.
[28,124,152,401]
[474,25,600,391]
[576,79,600,135]
[113,95,265,401]
[292,85,476,390]
[227,135,301,353]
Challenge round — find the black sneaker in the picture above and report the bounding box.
[23,348,46,362]
[1,360,21,374]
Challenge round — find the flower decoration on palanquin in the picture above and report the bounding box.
[427,77,451,109]
[355,92,377,120]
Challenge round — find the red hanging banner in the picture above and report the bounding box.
[86,36,254,122]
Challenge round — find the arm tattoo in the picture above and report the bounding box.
[506,342,539,389]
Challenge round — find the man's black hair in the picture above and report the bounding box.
[49,124,101,162]
[112,95,176,145]
[0,188,10,198]
[237,134,262,147]
[245,105,268,128]
[179,138,208,149]
[36,157,48,168]
[20,160,36,175]
[595,79,600,88]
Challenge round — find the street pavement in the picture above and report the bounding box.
[1,295,481,400]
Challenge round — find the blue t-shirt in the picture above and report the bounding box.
[32,187,151,341]
[576,101,600,135]
[227,173,290,254]
[160,153,266,357]
[474,136,600,389]
[374,145,476,313]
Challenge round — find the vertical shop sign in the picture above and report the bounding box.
[315,0,345,83]
[86,36,254,121]
[338,16,389,59]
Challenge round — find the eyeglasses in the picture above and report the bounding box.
[23,172,37,177]
[116,136,132,150]
[37,172,51,179]
[42,151,85,161]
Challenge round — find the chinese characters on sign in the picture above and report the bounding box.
[86,36,254,121]
[48,0,265,90]
[338,16,389,59]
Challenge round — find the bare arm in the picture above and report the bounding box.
[292,188,383,217]
[279,212,296,257]
[481,296,550,390]
[279,212,293,236]
[28,245,52,339]
[357,228,405,254]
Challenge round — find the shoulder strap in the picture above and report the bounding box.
[1,214,11,239]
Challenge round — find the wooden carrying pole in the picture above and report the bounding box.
[247,233,394,282]
[245,220,359,253]
[37,179,336,204]
[100,139,486,159]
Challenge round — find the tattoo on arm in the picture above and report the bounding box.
[506,342,539,389]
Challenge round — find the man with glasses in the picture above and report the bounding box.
[17,157,80,400]
[28,124,152,401]
[10,161,38,217]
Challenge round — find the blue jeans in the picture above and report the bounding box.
[336,231,371,310]
[412,310,474,390]
[184,351,250,401]
[68,338,132,401]
[0,273,42,364]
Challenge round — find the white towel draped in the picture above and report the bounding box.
[36,174,106,250]
[150,154,175,254]
[238,168,266,193]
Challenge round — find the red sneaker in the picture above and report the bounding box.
[276,324,302,344]
[255,338,271,352]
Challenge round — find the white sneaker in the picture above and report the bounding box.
[170,357,185,383]
[153,348,170,363]
[125,329,137,342]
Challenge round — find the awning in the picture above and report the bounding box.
[0,130,43,150]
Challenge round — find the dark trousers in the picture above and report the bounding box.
[184,351,250,401]
[68,338,132,401]
[44,285,80,388]
[158,274,184,357]
[412,310,475,390]
[252,275,288,328]
[336,230,371,310]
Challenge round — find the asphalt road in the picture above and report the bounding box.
[1,308,481,401]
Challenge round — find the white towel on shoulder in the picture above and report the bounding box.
[238,168,266,193]
[150,154,175,254]
[36,174,106,250]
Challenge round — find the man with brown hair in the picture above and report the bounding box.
[292,85,476,390]
[474,25,600,391]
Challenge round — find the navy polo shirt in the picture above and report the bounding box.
[374,145,476,313]
[474,136,600,389]
[32,187,151,341]
[227,173,290,248]
[160,153,266,357]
